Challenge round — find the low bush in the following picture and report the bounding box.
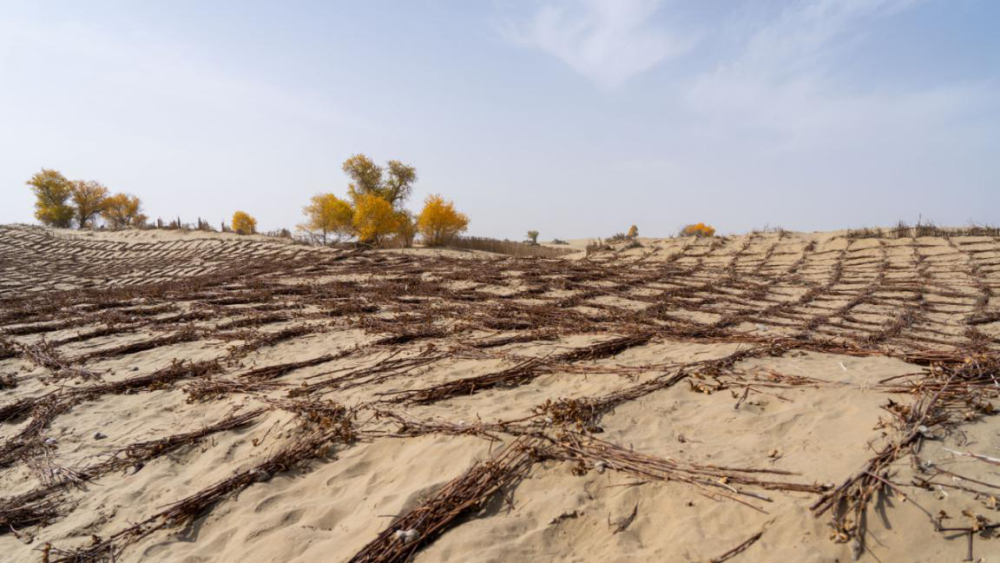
[680,223,716,237]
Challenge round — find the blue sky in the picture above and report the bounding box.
[2,0,998,238]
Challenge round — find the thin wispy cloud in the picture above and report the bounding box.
[734,0,928,77]
[503,0,693,88]
[683,0,991,149]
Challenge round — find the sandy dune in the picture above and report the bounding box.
[2,224,1000,562]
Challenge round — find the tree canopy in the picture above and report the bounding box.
[352,193,400,245]
[418,194,469,246]
[301,193,354,243]
[232,211,257,235]
[27,169,74,228]
[101,194,146,230]
[71,180,109,229]
[343,154,417,208]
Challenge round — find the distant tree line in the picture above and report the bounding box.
[27,169,147,230]
[25,154,470,247]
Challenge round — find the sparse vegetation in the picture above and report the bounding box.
[845,226,885,239]
[526,230,539,245]
[585,239,611,256]
[847,220,1000,239]
[449,236,574,257]
[751,224,787,237]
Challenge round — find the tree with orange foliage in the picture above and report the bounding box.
[71,180,109,229]
[352,193,400,246]
[101,194,147,230]
[27,169,74,228]
[627,225,639,238]
[417,194,469,247]
[681,223,716,237]
[232,211,257,235]
[301,193,354,244]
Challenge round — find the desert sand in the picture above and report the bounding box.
[2,224,1000,562]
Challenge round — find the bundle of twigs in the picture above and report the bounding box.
[0,358,223,431]
[1,409,268,536]
[554,332,655,362]
[384,358,541,405]
[226,324,324,357]
[184,377,286,402]
[211,313,290,332]
[0,396,48,424]
[48,411,356,562]
[347,437,538,563]
[108,408,267,471]
[290,353,443,397]
[72,326,201,363]
[810,371,957,550]
[0,397,74,470]
[465,330,559,349]
[373,409,536,440]
[0,319,87,337]
[239,350,351,382]
[19,340,101,382]
[0,488,63,535]
[76,358,223,399]
[542,432,824,511]
[47,323,143,347]
[260,397,355,426]
[369,326,450,347]
[387,333,653,405]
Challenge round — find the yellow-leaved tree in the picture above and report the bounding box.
[352,193,400,246]
[395,209,417,248]
[232,211,257,235]
[342,154,417,208]
[71,180,109,229]
[627,225,639,238]
[27,169,74,228]
[101,194,147,230]
[301,193,354,244]
[417,194,469,247]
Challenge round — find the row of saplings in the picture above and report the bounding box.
[24,154,469,247]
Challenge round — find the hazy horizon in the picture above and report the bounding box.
[3,0,999,239]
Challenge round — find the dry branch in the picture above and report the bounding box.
[347,437,538,563]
